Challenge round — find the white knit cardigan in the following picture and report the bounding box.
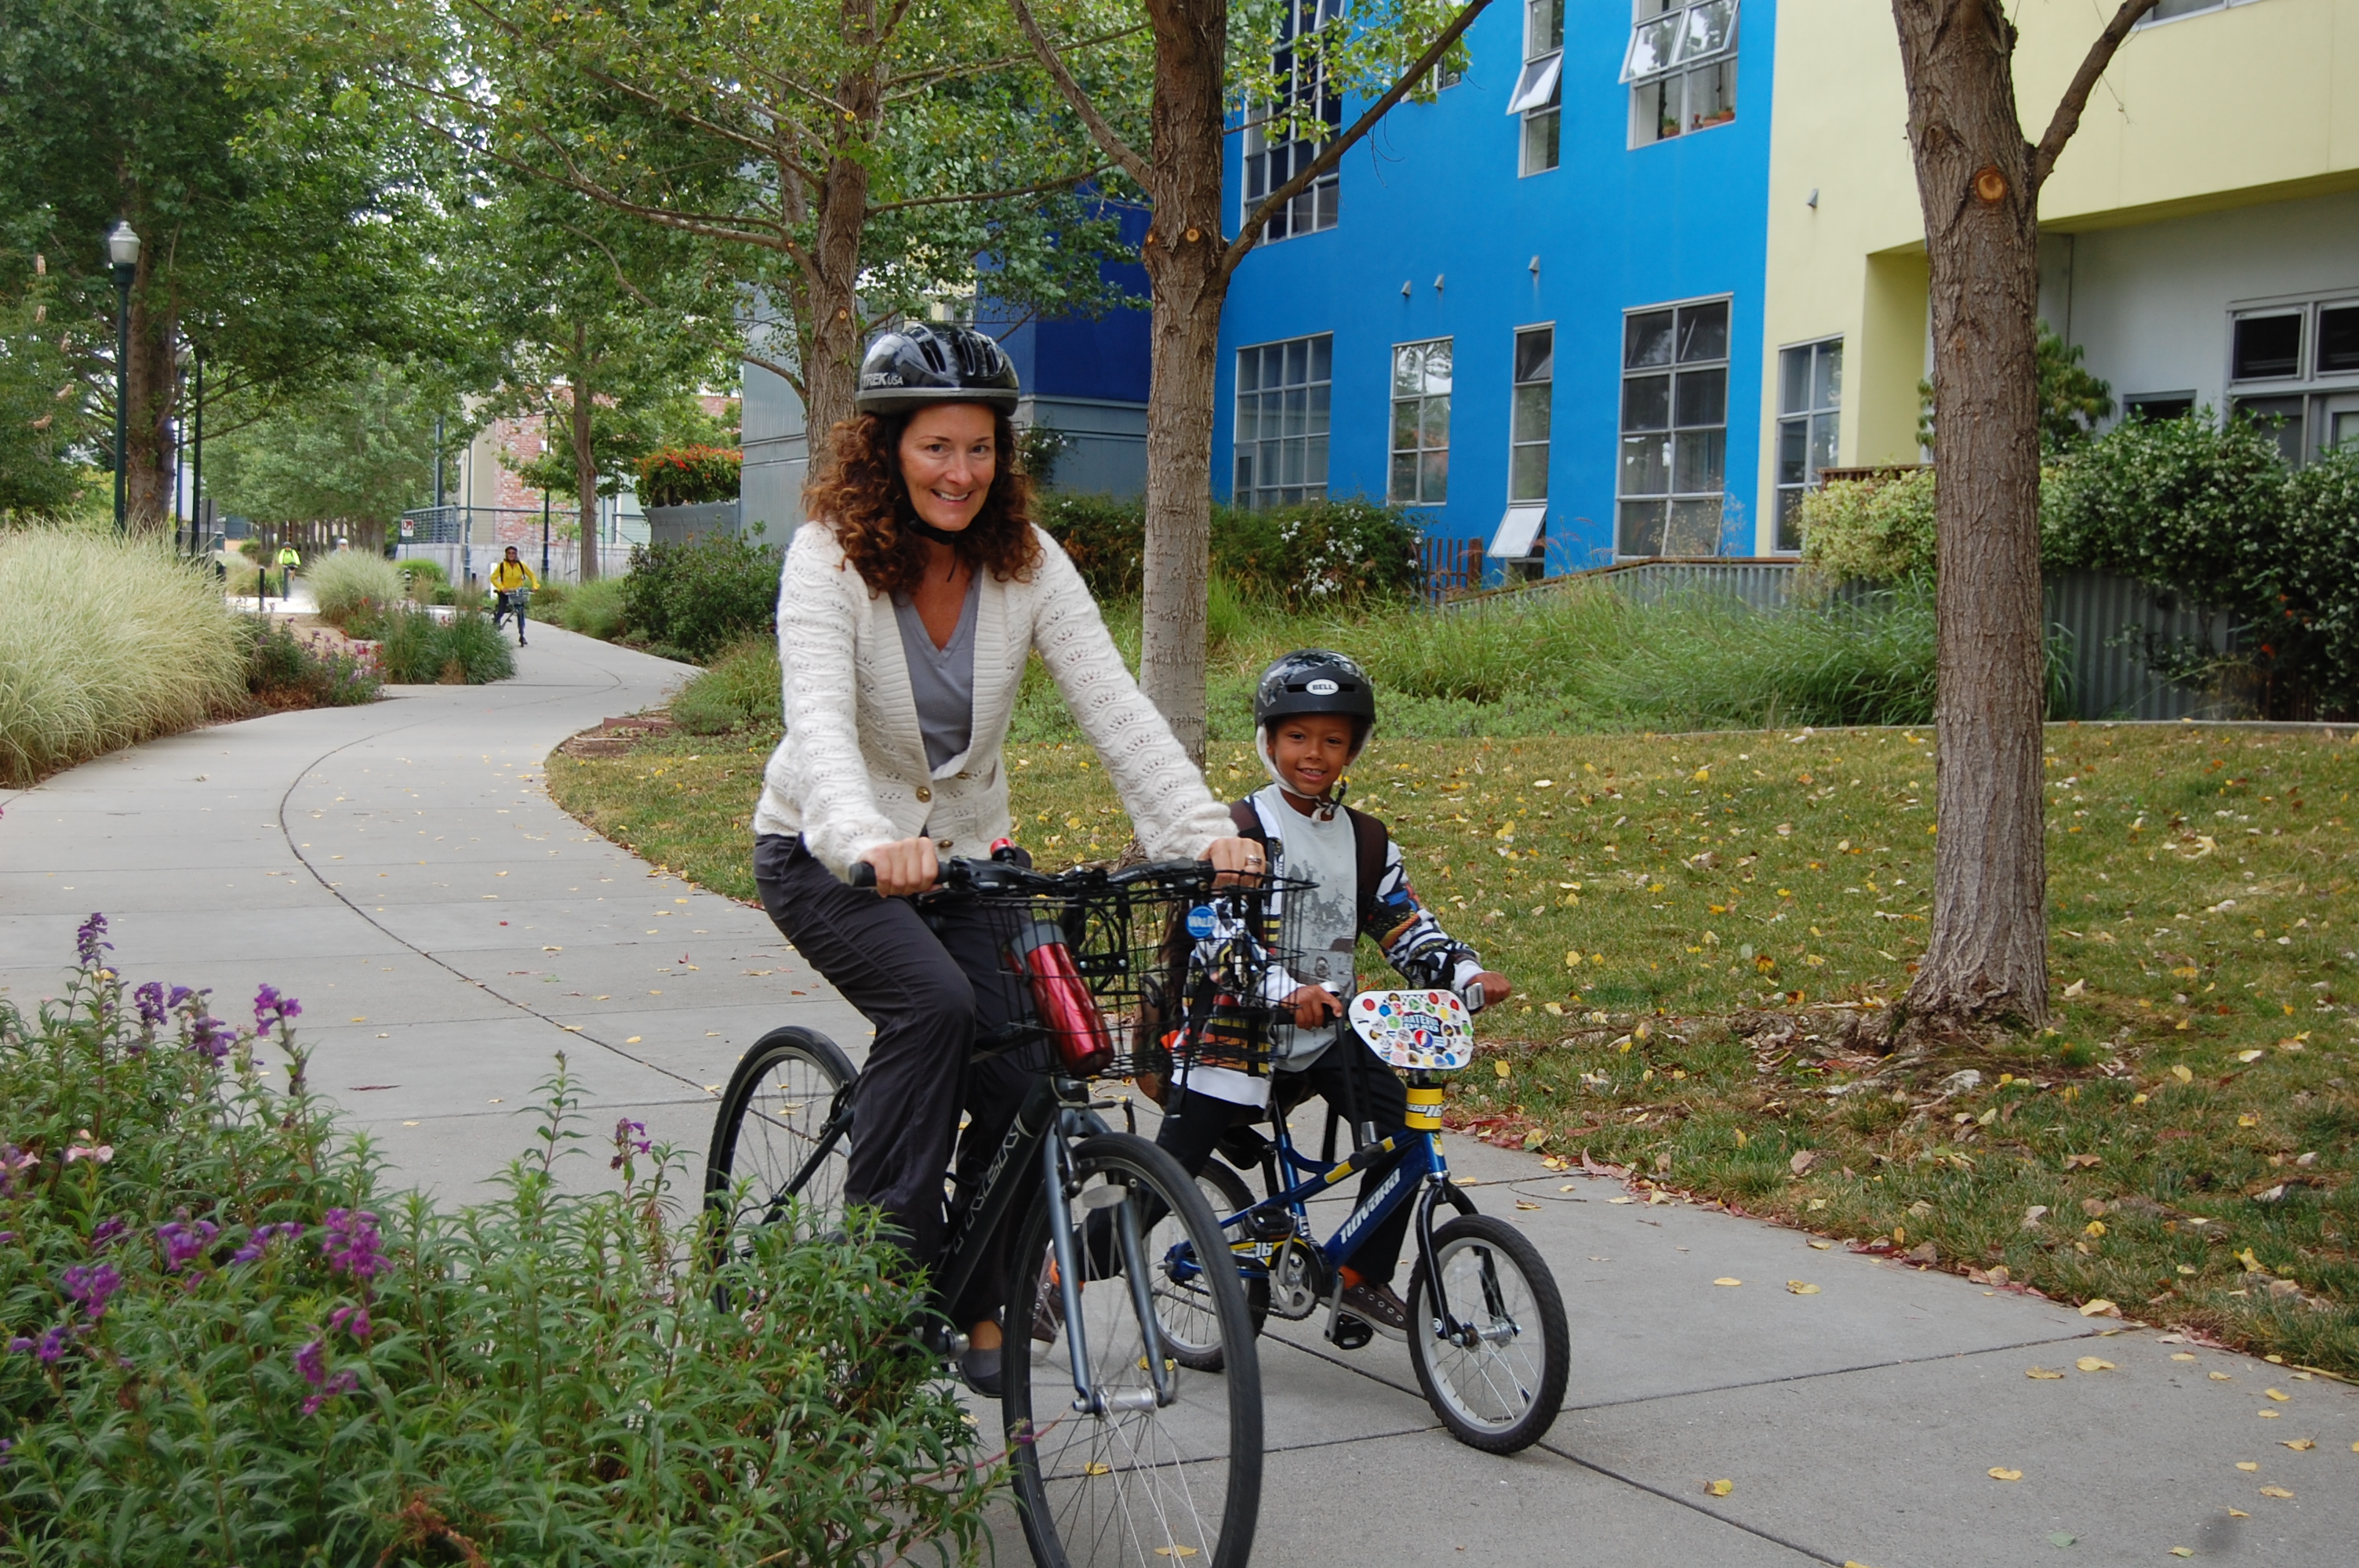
[752,520,1234,878]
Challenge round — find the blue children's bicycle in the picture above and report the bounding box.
[1156,989,1569,1453]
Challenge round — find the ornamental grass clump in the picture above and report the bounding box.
[0,530,245,784]
[302,550,405,626]
[0,916,992,1565]
[353,604,515,684]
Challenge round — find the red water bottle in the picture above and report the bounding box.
[1005,919,1114,1076]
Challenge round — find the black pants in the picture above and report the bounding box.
[494,590,529,638]
[1156,1042,1415,1286]
[753,833,1032,1323]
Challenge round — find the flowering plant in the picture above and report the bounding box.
[0,919,990,1564]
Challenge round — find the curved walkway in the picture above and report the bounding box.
[5,624,2351,1565]
[0,622,863,1193]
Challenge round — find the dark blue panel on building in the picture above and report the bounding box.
[990,201,1152,404]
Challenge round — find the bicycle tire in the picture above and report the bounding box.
[1404,1213,1568,1454]
[1004,1133,1262,1568]
[702,1026,857,1260]
[1161,1160,1269,1369]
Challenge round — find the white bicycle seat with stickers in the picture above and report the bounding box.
[1347,989,1474,1071]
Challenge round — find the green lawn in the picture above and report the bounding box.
[549,721,2359,1376]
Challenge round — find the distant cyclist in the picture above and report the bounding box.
[274,541,300,601]
[489,546,538,645]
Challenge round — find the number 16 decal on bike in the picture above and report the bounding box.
[1171,987,1569,1454]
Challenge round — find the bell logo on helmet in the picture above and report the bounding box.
[1305,678,1339,695]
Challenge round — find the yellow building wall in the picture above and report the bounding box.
[1756,0,2359,550]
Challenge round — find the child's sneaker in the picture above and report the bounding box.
[1339,1279,1410,1341]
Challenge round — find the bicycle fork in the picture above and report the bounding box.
[1040,1117,1173,1415]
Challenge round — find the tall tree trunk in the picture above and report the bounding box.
[799,12,881,450]
[122,281,176,537]
[1889,0,2051,1036]
[1136,0,1232,764]
[573,343,600,583]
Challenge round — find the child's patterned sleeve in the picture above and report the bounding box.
[1363,837,1492,1007]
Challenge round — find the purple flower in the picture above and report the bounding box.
[609,1117,652,1170]
[133,981,167,1029]
[296,1336,327,1387]
[321,1209,384,1281]
[187,1016,232,1062]
[229,1221,303,1265]
[253,984,301,1030]
[329,1304,373,1341]
[157,1214,219,1272]
[0,1438,13,1465]
[167,985,193,1011]
[89,1217,129,1250]
[0,1146,34,1197]
[30,1327,66,1363]
[75,913,110,967]
[5,1338,29,1355]
[61,1263,121,1322]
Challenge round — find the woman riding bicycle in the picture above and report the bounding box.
[750,323,1261,1394]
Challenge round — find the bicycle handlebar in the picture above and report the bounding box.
[846,852,1216,897]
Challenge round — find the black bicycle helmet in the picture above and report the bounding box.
[856,322,1020,416]
[1254,649,1376,735]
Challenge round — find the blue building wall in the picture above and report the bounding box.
[984,201,1155,495]
[1214,1,1776,576]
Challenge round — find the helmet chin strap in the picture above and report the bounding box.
[1255,728,1350,819]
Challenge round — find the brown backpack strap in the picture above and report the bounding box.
[1228,797,1265,841]
[1345,806,1389,931]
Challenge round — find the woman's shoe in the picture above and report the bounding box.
[960,1343,1003,1397]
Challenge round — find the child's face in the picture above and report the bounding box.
[1267,713,1358,798]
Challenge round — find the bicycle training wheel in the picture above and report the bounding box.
[1158,1160,1269,1370]
[1404,1213,1568,1453]
[702,1026,856,1257]
[1005,1134,1262,1568]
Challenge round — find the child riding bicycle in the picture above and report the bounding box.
[1144,650,1510,1338]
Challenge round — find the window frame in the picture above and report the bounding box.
[1507,323,1554,505]
[2223,294,2359,466]
[1232,332,1333,510]
[1389,336,1454,507]
[1241,0,1345,244]
[1773,336,1843,554]
[1623,0,1740,149]
[1512,0,1565,176]
[1615,294,1732,560]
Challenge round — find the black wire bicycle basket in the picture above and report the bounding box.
[956,860,1315,1086]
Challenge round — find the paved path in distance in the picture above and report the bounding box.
[4,623,2350,1567]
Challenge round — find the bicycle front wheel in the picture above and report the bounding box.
[702,1026,856,1255]
[1005,1133,1262,1568]
[1405,1213,1569,1454]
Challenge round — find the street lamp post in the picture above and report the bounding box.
[106,221,140,535]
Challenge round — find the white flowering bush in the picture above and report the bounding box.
[0,916,989,1565]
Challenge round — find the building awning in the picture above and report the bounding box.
[1491,503,1547,559]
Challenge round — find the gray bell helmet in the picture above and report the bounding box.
[856,322,1020,416]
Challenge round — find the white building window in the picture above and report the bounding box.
[2229,298,2359,465]
[1510,325,1553,502]
[1775,338,1841,551]
[1234,334,1332,508]
[1390,338,1452,505]
[1243,0,1343,241]
[1616,298,1728,557]
[2140,0,2271,25]
[1508,0,1564,175]
[1623,0,1739,148]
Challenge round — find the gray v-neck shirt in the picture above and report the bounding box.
[893,575,980,771]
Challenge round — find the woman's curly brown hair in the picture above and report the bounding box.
[803,409,1040,598]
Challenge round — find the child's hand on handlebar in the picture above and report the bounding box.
[857,837,940,897]
[1469,971,1511,1009]
[1281,984,1343,1028]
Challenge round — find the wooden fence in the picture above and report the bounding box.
[1418,535,1485,601]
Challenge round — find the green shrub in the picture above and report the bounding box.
[1590,585,1941,728]
[2279,446,2359,714]
[243,620,382,708]
[0,920,990,1565]
[621,533,781,663]
[554,575,630,641]
[634,445,742,507]
[1034,495,1424,607]
[1797,467,1937,585]
[0,532,246,785]
[671,637,781,734]
[303,550,405,626]
[391,556,448,597]
[353,604,516,684]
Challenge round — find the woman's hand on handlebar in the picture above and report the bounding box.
[856,837,940,897]
[1205,835,1265,887]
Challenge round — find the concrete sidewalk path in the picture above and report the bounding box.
[1,621,864,1191]
[5,624,2351,1566]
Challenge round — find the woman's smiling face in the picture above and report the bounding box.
[896,404,998,532]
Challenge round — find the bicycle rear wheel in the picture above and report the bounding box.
[1404,1213,1569,1454]
[1005,1134,1262,1568]
[702,1026,856,1256]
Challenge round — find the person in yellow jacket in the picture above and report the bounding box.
[488,546,539,646]
[274,543,300,601]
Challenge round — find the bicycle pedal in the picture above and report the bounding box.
[1327,1314,1374,1351]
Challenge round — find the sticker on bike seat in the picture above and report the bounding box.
[1348,989,1474,1071]
[1184,904,1217,938]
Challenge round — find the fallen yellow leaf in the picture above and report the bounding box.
[2076,1356,2114,1373]
[2170,1550,2194,1559]
[1516,1200,1542,1211]
[1083,1462,1111,1475]
[2257,1410,2281,1418]
[1714,1277,1743,1287]
[2025,1367,2065,1380]
[2172,1065,2194,1083]
[2211,1371,2234,1381]
[1707,1479,1733,1497]
[2265,1388,2290,1401]
[2259,1486,2295,1500]
[2172,1352,2197,1362]
[1153,1548,1199,1559]
[2078,1298,2117,1317]
[1987,1467,2023,1482]
[1808,1240,1833,1250]
[1493,1058,1511,1080]
[1786,1280,1820,1295]
[2281,1439,2314,1451]
[2226,1509,2249,1519]
[2236,1461,2259,1471]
